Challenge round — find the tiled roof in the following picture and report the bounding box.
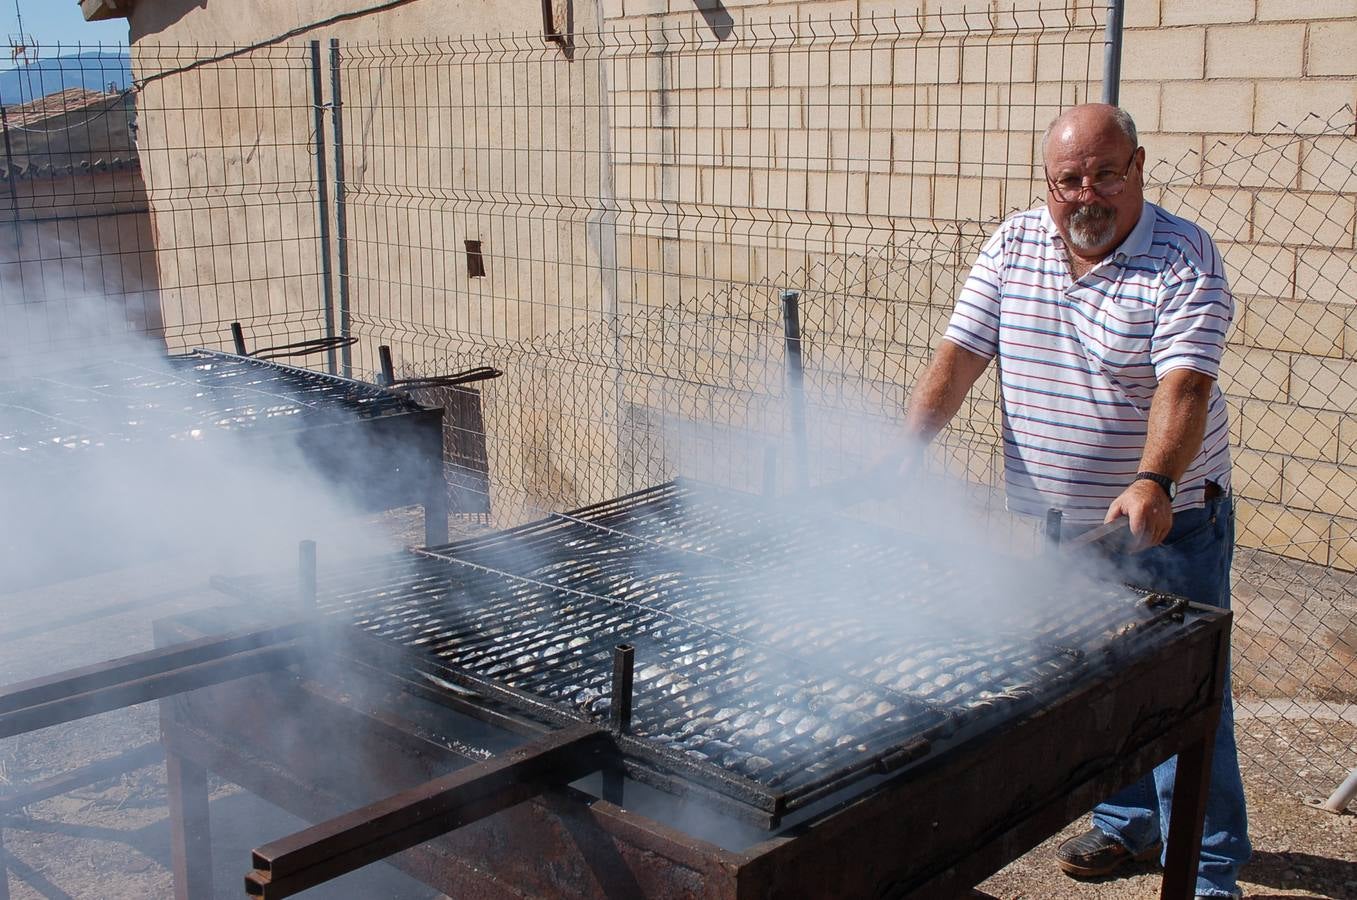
[4,87,125,127]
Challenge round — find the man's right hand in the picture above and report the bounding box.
[1104,478,1174,552]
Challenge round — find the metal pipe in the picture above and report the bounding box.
[1319,765,1357,814]
[610,644,634,734]
[1102,0,1125,106]
[377,345,395,387]
[298,540,317,610]
[329,39,352,378]
[231,322,248,355]
[780,289,810,489]
[309,40,339,376]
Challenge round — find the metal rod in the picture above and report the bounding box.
[298,540,317,610]
[0,742,163,815]
[0,824,9,900]
[244,725,608,898]
[377,345,395,387]
[231,322,248,356]
[0,104,17,255]
[762,443,778,497]
[610,644,635,734]
[329,38,352,377]
[1045,509,1063,548]
[0,643,302,739]
[1102,0,1125,106]
[0,621,311,729]
[1319,765,1357,814]
[780,289,810,489]
[309,40,339,376]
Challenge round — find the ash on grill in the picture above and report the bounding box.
[217,478,1180,821]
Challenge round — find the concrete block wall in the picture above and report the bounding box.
[601,0,1357,569]
[1118,0,1357,568]
[117,0,1356,569]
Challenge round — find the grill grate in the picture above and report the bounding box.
[220,479,1176,818]
[0,350,421,462]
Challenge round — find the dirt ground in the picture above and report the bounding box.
[1,540,1354,899]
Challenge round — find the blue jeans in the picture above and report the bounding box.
[1089,491,1251,898]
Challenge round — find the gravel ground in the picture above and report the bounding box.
[1,537,1353,899]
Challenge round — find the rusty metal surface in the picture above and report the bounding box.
[245,724,610,898]
[214,478,1185,825]
[154,601,1230,900]
[0,621,311,738]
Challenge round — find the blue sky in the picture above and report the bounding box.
[4,1,128,49]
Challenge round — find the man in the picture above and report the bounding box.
[899,104,1250,899]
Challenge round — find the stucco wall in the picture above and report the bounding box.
[0,88,161,360]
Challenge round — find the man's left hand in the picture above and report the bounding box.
[1104,479,1173,552]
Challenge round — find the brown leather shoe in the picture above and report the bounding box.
[1055,827,1161,878]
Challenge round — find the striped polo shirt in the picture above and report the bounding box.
[943,201,1234,523]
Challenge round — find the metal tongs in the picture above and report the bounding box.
[1060,517,1135,554]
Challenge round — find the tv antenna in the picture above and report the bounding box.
[5,0,37,104]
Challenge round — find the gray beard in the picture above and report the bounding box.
[1067,204,1117,254]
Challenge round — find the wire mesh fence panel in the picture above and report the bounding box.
[333,8,1105,535]
[1,43,333,365]
[131,43,332,356]
[1147,108,1357,795]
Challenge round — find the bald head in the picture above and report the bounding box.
[1042,104,1138,160]
[1041,104,1145,261]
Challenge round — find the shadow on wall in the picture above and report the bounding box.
[127,0,209,42]
[694,1,735,40]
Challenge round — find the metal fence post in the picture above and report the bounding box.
[0,104,18,254]
[309,40,338,375]
[1102,0,1125,106]
[329,38,353,377]
[780,289,810,489]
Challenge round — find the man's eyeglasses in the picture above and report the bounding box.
[1046,149,1140,203]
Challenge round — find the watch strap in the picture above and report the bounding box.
[1134,471,1176,500]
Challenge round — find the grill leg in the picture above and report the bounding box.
[602,768,625,806]
[424,480,450,547]
[0,825,11,900]
[1160,732,1214,900]
[166,752,213,900]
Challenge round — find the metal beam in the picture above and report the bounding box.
[244,724,609,898]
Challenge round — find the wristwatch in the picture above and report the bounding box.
[1134,471,1177,500]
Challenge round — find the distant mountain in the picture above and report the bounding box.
[0,51,132,108]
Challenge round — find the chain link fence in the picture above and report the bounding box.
[1,7,1352,802]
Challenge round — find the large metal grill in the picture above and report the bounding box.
[1,347,451,588]
[218,478,1185,824]
[0,349,421,462]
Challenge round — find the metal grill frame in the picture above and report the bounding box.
[214,478,1208,827]
[154,593,1232,900]
[0,348,452,573]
